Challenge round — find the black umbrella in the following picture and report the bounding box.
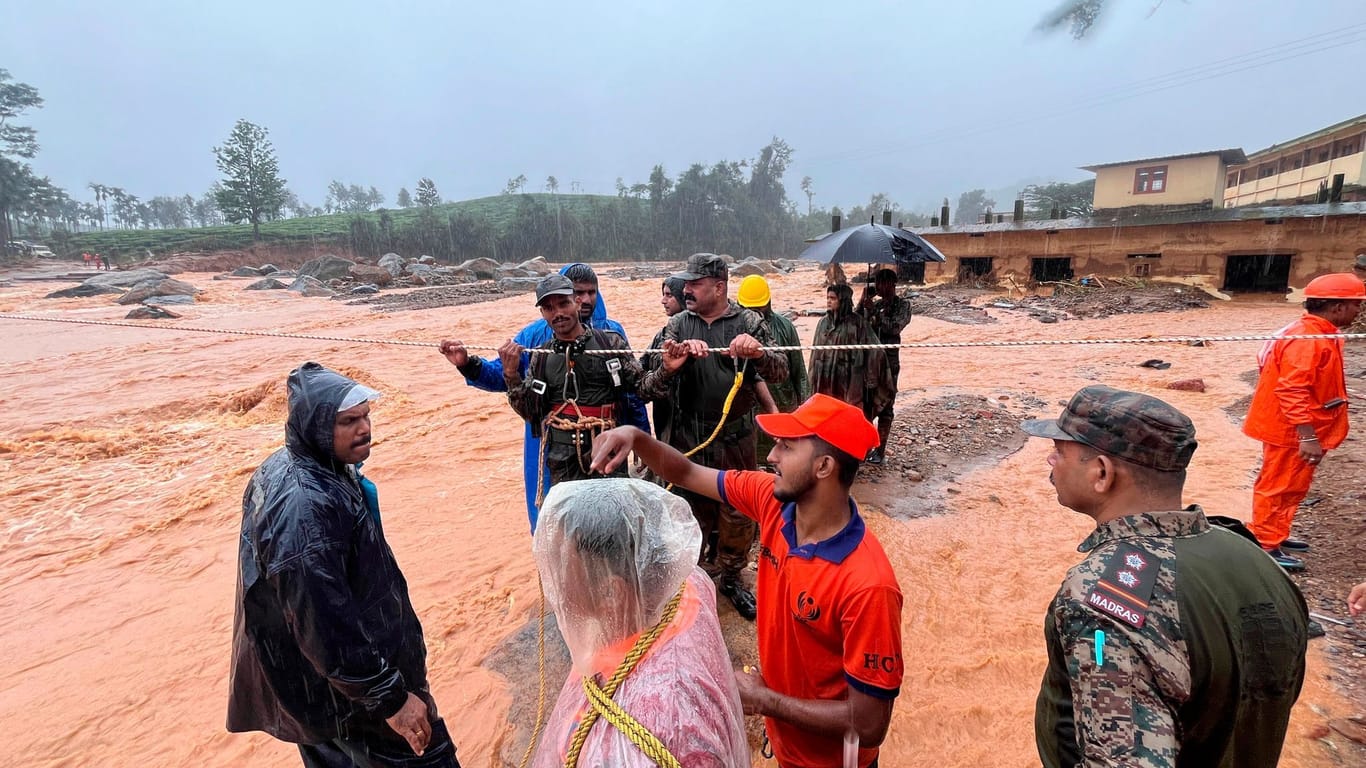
[799,221,948,265]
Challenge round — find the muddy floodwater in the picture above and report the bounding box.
[0,266,1356,767]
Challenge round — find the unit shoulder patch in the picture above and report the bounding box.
[1084,543,1159,628]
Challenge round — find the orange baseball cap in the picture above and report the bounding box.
[1303,273,1366,299]
[756,393,880,460]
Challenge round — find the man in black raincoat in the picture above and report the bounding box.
[227,362,460,768]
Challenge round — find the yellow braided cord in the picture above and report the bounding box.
[581,681,682,768]
[517,576,549,768]
[664,368,745,492]
[563,588,685,768]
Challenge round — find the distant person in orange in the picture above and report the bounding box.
[82,252,91,268]
[1243,273,1364,570]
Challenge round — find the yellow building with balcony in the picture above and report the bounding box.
[1224,113,1366,207]
[1083,149,1246,212]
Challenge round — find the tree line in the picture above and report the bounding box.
[3,66,1096,265]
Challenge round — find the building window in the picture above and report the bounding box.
[1127,253,1161,259]
[1258,164,1276,179]
[1226,173,1238,188]
[1133,165,1167,194]
[1133,263,1151,277]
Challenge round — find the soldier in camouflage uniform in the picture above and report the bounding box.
[1023,385,1308,768]
[1352,253,1366,333]
[637,253,789,621]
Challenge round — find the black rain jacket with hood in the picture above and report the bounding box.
[227,362,433,748]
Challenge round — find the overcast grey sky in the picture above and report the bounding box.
[8,0,1365,213]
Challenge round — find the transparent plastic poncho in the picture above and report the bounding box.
[532,478,748,767]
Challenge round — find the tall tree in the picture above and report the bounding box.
[800,176,814,217]
[954,189,996,225]
[1022,179,1095,219]
[545,175,559,194]
[212,119,287,240]
[0,69,44,247]
[503,174,527,195]
[415,177,441,207]
[396,187,412,208]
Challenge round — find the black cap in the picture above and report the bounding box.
[534,274,576,306]
[676,253,728,281]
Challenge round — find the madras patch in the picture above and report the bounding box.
[1085,543,1158,628]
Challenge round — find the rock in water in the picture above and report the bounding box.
[298,254,356,281]
[349,264,394,287]
[117,277,200,305]
[498,277,541,293]
[46,284,125,299]
[143,294,195,306]
[288,276,336,297]
[126,305,182,320]
[378,253,406,277]
[456,257,501,280]
[83,268,168,288]
[350,284,380,295]
[245,278,287,290]
[231,266,264,277]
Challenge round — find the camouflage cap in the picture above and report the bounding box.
[676,252,728,281]
[1354,253,1366,271]
[1020,385,1197,472]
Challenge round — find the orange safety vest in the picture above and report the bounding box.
[1242,314,1349,449]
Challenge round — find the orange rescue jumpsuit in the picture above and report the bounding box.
[1242,314,1349,548]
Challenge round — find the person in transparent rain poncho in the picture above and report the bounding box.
[531,478,748,768]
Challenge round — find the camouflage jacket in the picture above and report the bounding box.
[1035,506,1307,768]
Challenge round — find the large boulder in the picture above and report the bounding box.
[456,257,501,280]
[405,263,435,277]
[349,264,394,287]
[498,277,541,294]
[258,263,281,274]
[288,275,336,297]
[350,284,380,295]
[729,260,769,279]
[417,254,437,265]
[231,266,264,277]
[438,267,478,284]
[125,305,182,320]
[378,252,406,277]
[46,283,124,299]
[298,254,356,281]
[245,278,287,290]
[515,257,554,276]
[117,277,200,305]
[497,266,534,279]
[83,268,168,288]
[143,294,196,306]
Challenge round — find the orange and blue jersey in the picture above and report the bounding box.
[719,470,903,768]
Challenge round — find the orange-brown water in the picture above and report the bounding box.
[0,268,1353,767]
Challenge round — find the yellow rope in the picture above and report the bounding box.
[564,588,685,768]
[664,364,745,491]
[517,575,549,768]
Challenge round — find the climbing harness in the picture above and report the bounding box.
[564,587,686,768]
[532,337,621,507]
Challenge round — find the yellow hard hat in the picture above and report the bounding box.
[737,275,771,308]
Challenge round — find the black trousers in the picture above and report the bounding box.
[298,718,459,768]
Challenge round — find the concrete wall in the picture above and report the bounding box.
[917,213,1365,291]
[1093,155,1227,210]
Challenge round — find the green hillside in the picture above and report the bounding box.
[66,193,643,256]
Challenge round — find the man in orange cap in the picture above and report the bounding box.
[591,394,903,768]
[1243,273,1364,569]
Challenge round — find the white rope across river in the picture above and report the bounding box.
[0,313,1362,353]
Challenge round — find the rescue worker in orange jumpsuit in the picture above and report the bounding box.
[1243,273,1364,570]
